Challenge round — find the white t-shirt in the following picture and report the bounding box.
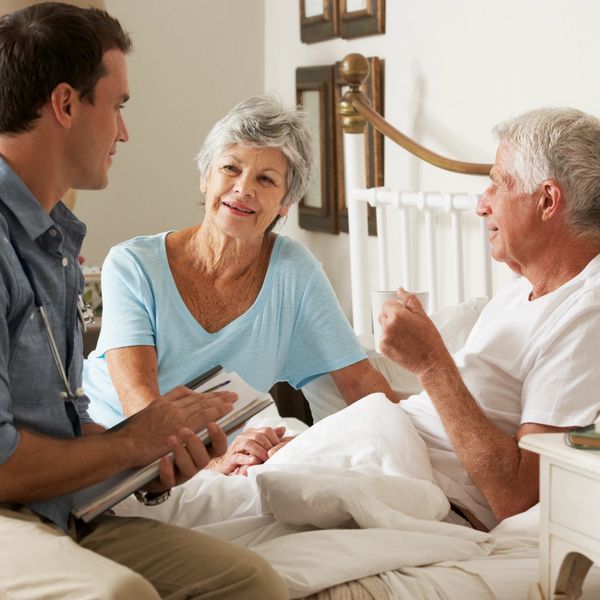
[401,254,600,529]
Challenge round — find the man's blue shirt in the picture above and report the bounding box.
[0,156,90,531]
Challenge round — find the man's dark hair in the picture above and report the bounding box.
[0,2,132,134]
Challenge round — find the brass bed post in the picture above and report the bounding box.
[338,54,369,136]
[338,55,372,334]
[338,53,495,322]
[339,53,493,176]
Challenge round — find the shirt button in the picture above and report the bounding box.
[49,229,57,237]
[61,257,69,267]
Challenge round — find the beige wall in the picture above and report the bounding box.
[265,0,600,315]
[74,0,265,265]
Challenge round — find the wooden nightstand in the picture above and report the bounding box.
[519,433,600,600]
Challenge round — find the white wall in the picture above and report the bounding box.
[74,0,600,319]
[265,0,600,316]
[76,0,265,265]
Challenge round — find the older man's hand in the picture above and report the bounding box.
[379,288,449,378]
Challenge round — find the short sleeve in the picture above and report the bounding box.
[521,296,600,426]
[282,265,366,388]
[95,246,156,355]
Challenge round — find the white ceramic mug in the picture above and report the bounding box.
[371,289,430,353]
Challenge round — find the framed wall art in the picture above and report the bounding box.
[299,0,338,43]
[296,65,338,233]
[338,0,385,39]
[334,56,384,234]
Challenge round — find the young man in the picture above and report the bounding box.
[0,3,286,598]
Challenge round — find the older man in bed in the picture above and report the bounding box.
[379,107,600,531]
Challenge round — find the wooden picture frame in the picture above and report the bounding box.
[300,0,338,43]
[334,56,384,235]
[296,65,337,233]
[338,0,385,39]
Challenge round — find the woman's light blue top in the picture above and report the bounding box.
[84,233,365,427]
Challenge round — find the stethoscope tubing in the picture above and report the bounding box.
[8,230,80,401]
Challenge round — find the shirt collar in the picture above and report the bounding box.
[0,155,86,240]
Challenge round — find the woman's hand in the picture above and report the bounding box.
[207,426,289,475]
[230,435,296,476]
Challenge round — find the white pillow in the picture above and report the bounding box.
[302,296,488,422]
[428,296,490,354]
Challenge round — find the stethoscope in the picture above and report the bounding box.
[8,231,94,402]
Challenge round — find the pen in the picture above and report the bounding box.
[203,380,231,393]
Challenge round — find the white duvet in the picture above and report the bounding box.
[115,395,505,598]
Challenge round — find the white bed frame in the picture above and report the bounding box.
[337,53,499,336]
[343,133,494,335]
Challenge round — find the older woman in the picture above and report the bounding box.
[84,95,392,473]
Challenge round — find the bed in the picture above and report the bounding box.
[114,391,600,599]
[115,56,600,599]
[112,294,600,598]
[327,53,600,599]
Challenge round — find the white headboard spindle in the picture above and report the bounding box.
[338,53,494,337]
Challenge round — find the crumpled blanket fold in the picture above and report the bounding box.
[116,394,495,598]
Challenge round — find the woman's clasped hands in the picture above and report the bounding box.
[209,426,293,476]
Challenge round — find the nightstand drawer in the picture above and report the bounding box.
[520,433,600,599]
[550,464,600,538]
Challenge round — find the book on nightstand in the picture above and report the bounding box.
[71,365,273,523]
[565,422,600,450]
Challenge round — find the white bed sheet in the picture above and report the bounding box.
[117,394,598,599]
[406,503,600,600]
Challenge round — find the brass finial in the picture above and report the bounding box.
[338,53,370,134]
[339,53,370,91]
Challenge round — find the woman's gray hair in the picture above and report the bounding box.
[493,107,600,235]
[196,95,314,208]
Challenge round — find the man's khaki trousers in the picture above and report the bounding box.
[0,505,287,599]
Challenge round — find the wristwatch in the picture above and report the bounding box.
[134,489,171,506]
